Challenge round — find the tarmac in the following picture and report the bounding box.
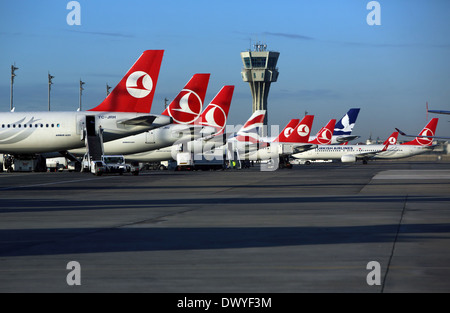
[0,159,450,293]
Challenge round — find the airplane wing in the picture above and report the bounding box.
[428,110,450,115]
[353,141,391,159]
[395,128,450,140]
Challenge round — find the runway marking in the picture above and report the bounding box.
[373,170,450,180]
[0,176,115,191]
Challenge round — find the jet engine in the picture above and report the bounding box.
[341,154,356,163]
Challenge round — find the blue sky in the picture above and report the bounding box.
[1,0,449,140]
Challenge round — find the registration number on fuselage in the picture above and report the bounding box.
[98,115,117,120]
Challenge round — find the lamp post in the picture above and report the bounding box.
[48,72,54,111]
[79,79,85,111]
[10,64,19,111]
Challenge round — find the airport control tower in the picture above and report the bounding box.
[241,43,279,131]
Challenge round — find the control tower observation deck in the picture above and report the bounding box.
[240,43,279,129]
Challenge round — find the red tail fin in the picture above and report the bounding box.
[401,118,439,146]
[89,50,164,113]
[162,73,210,124]
[278,115,314,143]
[240,110,266,131]
[383,131,399,145]
[309,119,336,145]
[235,110,266,143]
[273,119,300,142]
[195,85,234,135]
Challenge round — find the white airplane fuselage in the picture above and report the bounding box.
[125,147,175,162]
[123,132,227,163]
[291,144,434,162]
[67,124,215,157]
[0,111,171,155]
[308,135,359,145]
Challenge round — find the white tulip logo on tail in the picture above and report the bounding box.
[284,127,294,138]
[200,104,227,134]
[417,128,434,146]
[126,71,153,98]
[168,89,203,124]
[297,124,310,137]
[317,128,332,144]
[389,136,397,145]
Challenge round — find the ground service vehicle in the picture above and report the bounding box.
[90,160,106,176]
[176,152,224,171]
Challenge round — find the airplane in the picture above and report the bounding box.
[311,108,360,144]
[161,113,315,169]
[226,110,267,150]
[0,50,172,157]
[395,102,450,140]
[67,73,213,156]
[395,127,450,140]
[122,85,235,163]
[291,118,439,164]
[240,115,316,164]
[168,110,269,168]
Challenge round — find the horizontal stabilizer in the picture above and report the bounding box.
[118,115,156,126]
[396,128,450,140]
[335,135,360,143]
[293,144,316,154]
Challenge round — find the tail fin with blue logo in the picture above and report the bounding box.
[333,108,360,136]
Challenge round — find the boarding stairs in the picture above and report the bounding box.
[81,116,105,172]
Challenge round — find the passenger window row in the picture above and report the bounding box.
[1,123,61,128]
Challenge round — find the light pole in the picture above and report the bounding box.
[106,83,111,96]
[79,79,85,111]
[164,98,169,109]
[48,72,54,111]
[10,64,19,111]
